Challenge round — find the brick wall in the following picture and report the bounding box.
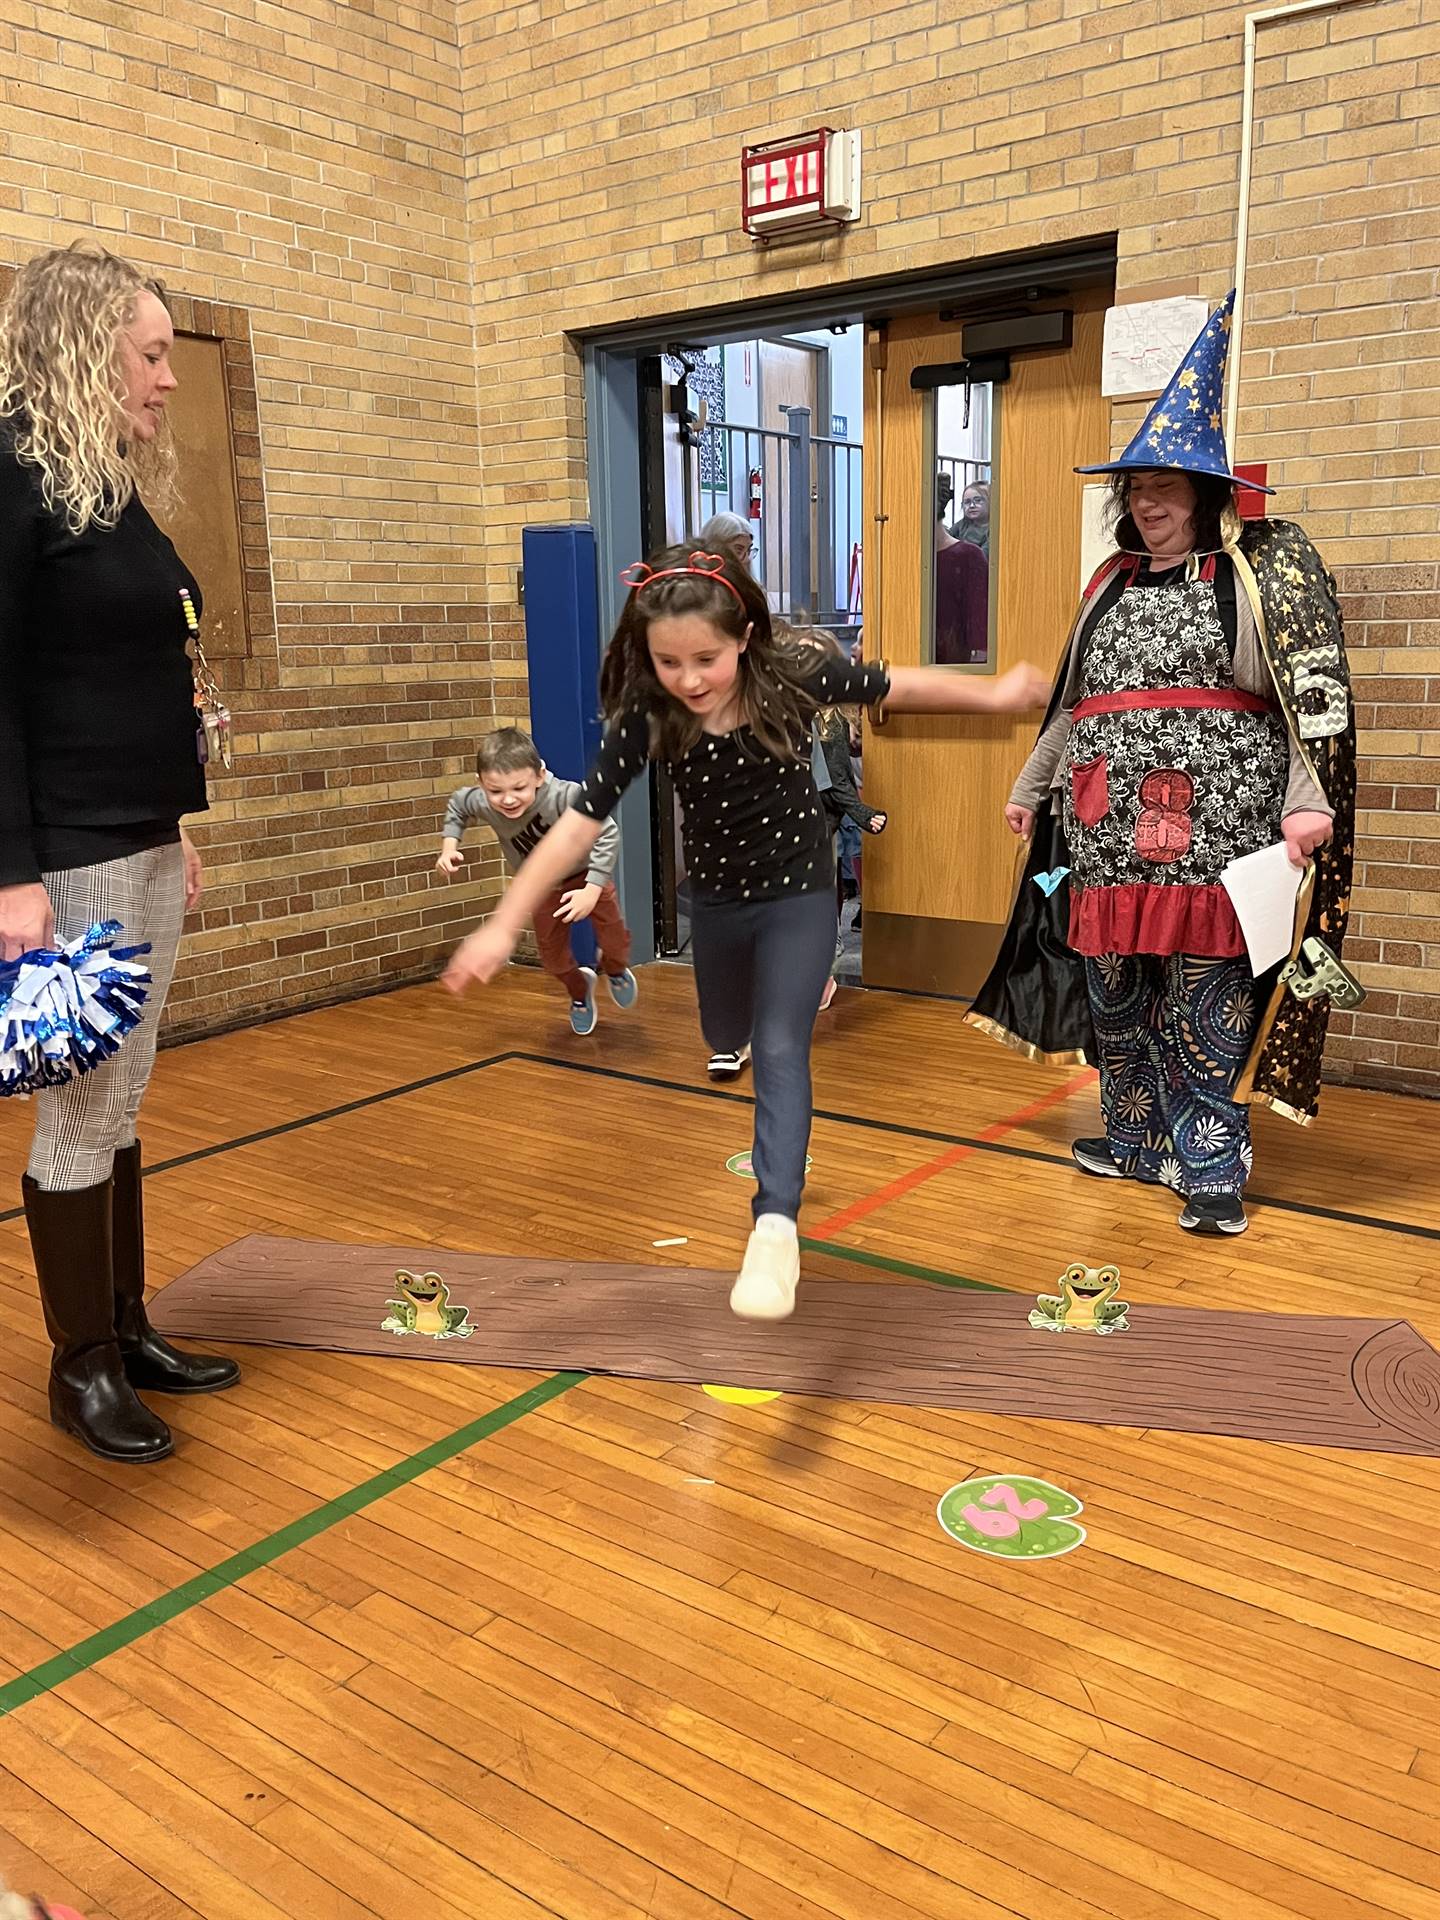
[1325,558,1440,1094]
[4,0,1437,1085]
[0,0,514,1035]
[457,0,1440,1091]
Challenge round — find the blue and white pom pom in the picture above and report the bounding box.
[0,921,153,1098]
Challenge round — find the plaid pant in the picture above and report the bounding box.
[27,843,187,1191]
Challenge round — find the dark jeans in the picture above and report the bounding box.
[691,888,837,1220]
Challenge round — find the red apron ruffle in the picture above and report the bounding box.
[1068,882,1245,959]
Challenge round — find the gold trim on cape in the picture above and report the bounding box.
[961,1010,1094,1070]
[1245,1090,1315,1128]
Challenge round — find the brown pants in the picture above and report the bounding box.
[532,876,632,1001]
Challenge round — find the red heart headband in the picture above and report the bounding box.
[619,551,745,607]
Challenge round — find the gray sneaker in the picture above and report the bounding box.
[568,968,598,1036]
[606,967,638,1010]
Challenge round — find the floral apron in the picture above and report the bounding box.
[1062,563,1290,1197]
[1062,564,1289,958]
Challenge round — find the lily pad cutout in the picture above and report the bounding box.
[937,1474,1086,1560]
[726,1151,812,1179]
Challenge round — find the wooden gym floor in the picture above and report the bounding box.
[1,963,1438,1920]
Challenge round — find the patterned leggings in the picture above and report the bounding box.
[27,844,187,1192]
[1084,952,1260,1198]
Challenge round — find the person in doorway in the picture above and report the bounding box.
[952,479,991,554]
[437,727,636,1036]
[813,634,886,1013]
[967,292,1356,1237]
[443,544,1049,1320]
[934,483,989,665]
[697,511,755,570]
[0,243,240,1464]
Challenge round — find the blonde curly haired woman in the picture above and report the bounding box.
[0,243,238,1464]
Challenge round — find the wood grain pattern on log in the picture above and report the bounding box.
[150,1236,1440,1457]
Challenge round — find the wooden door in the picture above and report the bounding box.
[758,339,820,609]
[860,292,1109,994]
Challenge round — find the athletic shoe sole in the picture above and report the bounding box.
[1071,1142,1125,1179]
[1178,1206,1249,1236]
[707,1046,751,1079]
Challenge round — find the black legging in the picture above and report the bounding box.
[690,888,837,1220]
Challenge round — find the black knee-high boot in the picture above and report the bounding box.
[21,1174,173,1463]
[111,1142,240,1394]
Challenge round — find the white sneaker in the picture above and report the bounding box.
[707,1043,751,1079]
[729,1218,800,1320]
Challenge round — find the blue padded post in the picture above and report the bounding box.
[521,523,604,968]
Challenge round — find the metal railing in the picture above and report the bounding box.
[694,409,862,626]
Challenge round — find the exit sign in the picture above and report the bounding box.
[741,129,861,243]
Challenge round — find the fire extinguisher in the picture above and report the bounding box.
[747,465,762,521]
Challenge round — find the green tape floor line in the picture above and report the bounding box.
[0,1240,999,1718]
[0,1369,586,1719]
[803,1235,1006,1293]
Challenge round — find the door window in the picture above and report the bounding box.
[922,381,997,671]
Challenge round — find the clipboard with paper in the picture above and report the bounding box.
[1221,843,1364,1009]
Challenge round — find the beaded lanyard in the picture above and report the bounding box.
[179,586,233,769]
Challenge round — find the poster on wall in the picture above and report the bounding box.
[1101,297,1212,398]
[691,351,728,494]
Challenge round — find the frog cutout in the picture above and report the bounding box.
[1134,768,1194,864]
[1029,1261,1129,1335]
[381,1269,473,1340]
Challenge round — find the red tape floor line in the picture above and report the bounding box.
[809,1067,1098,1240]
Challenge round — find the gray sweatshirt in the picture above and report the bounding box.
[442,774,621,888]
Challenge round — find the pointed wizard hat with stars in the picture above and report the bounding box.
[1076,289,1273,493]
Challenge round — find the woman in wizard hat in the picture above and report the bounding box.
[967,292,1357,1237]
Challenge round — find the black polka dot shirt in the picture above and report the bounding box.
[576,657,888,905]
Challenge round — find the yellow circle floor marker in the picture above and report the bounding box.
[702,1384,782,1405]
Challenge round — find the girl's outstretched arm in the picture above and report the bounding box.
[885,661,1051,714]
[443,807,604,992]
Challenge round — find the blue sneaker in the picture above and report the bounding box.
[569,967,598,1036]
[606,967,638,1011]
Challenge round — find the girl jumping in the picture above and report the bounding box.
[444,545,1047,1320]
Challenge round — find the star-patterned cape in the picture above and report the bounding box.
[965,518,1357,1127]
[1078,291,1273,493]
